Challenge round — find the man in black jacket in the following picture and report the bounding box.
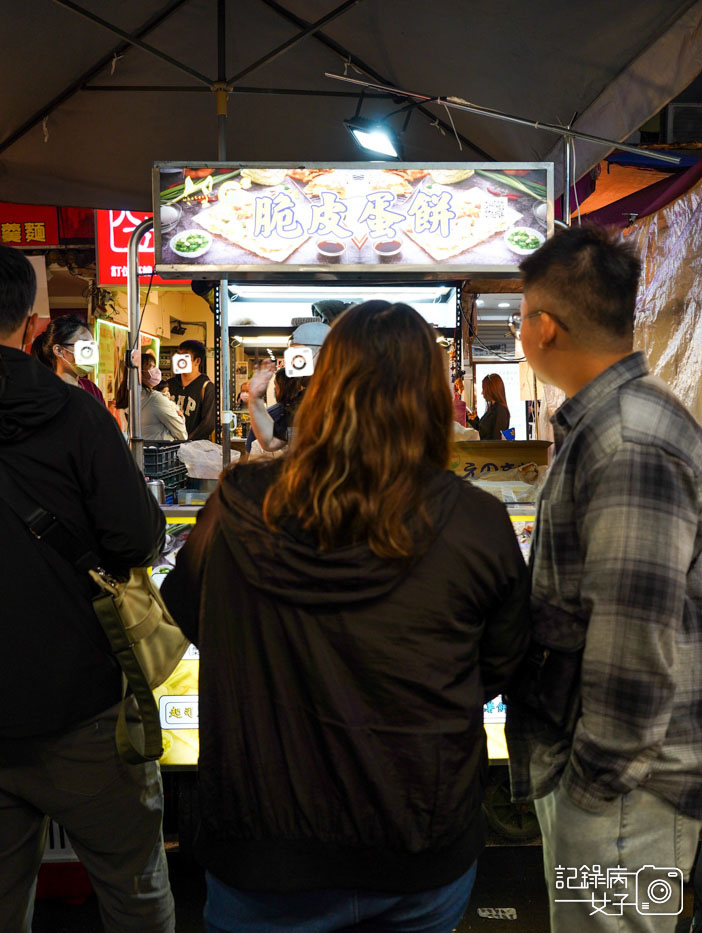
[167,338,216,440]
[0,246,174,932]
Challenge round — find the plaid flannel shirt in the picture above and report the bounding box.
[506,352,702,817]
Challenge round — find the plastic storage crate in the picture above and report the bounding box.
[143,443,182,476]
[156,465,189,504]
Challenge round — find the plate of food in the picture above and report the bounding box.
[240,168,288,187]
[428,169,475,185]
[504,226,545,255]
[169,229,213,258]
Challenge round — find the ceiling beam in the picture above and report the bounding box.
[0,0,191,156]
[82,85,393,98]
[256,0,494,160]
[228,0,363,85]
[53,0,212,85]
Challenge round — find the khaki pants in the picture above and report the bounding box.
[0,699,175,932]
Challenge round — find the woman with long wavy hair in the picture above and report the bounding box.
[467,372,510,440]
[162,301,529,933]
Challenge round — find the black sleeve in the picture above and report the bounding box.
[245,425,256,452]
[161,490,220,646]
[477,406,498,440]
[478,506,531,700]
[271,407,289,443]
[495,404,510,436]
[189,379,216,440]
[83,403,165,572]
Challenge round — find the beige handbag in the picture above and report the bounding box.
[90,567,190,763]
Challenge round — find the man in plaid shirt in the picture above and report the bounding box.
[505,226,702,932]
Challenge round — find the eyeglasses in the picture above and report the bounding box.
[508,310,570,340]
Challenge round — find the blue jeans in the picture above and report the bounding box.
[535,783,701,933]
[204,861,477,933]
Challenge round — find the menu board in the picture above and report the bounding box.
[153,162,553,280]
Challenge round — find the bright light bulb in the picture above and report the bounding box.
[350,127,399,158]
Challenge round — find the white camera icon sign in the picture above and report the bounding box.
[171,353,193,374]
[635,866,683,915]
[284,345,314,378]
[73,339,99,366]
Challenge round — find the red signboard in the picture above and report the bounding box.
[0,203,59,247]
[96,209,187,286]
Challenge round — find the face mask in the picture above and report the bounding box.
[146,367,162,387]
[58,349,91,378]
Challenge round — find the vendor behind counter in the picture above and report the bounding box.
[467,373,510,440]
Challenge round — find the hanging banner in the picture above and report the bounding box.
[0,203,59,247]
[153,162,554,280]
[95,209,188,286]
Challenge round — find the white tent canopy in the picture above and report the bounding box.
[1,0,701,210]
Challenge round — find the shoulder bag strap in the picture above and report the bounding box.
[0,458,163,762]
[0,458,99,571]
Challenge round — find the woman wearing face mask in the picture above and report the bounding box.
[116,351,187,442]
[31,314,106,406]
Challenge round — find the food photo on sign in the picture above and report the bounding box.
[154,163,553,276]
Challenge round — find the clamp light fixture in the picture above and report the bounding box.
[344,91,405,159]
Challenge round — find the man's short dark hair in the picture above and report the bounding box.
[0,246,37,337]
[519,225,641,349]
[177,339,206,368]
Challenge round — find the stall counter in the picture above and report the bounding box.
[450,439,551,480]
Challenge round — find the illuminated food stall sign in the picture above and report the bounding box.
[153,163,554,280]
[0,203,59,247]
[95,209,188,286]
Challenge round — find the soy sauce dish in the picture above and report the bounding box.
[316,239,345,260]
[372,239,403,260]
[169,229,213,259]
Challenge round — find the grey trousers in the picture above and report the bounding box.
[535,782,701,933]
[0,699,175,932]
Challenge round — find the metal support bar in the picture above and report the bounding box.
[325,73,682,167]
[0,0,188,156]
[83,85,393,97]
[563,135,572,225]
[53,0,213,87]
[219,280,231,466]
[228,0,362,85]
[127,218,154,473]
[217,0,230,468]
[213,286,222,442]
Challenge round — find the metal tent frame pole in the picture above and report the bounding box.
[216,0,232,468]
[127,217,153,473]
[324,73,682,170]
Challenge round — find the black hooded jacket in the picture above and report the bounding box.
[0,347,165,738]
[162,460,529,894]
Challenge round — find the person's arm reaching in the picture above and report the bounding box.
[188,379,216,440]
[248,361,287,451]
